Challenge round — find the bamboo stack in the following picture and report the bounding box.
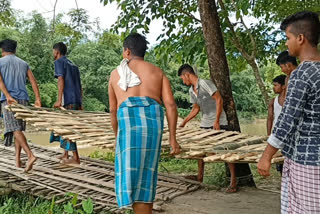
[0,144,200,213]
[6,104,284,164]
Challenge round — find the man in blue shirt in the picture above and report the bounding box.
[51,42,82,164]
[258,11,320,213]
[0,39,41,172]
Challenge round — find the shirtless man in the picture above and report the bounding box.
[108,33,180,214]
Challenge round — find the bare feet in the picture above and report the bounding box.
[16,160,25,168]
[226,185,238,193]
[24,156,37,172]
[56,154,68,160]
[62,158,80,165]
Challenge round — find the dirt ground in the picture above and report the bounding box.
[157,187,280,214]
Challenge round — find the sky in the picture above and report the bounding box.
[11,0,163,45]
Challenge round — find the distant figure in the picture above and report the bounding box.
[267,75,287,136]
[258,11,320,213]
[51,42,83,164]
[267,75,286,174]
[0,39,41,172]
[108,33,180,213]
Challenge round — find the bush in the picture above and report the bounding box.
[27,82,58,108]
[82,96,106,112]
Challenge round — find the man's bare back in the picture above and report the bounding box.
[110,59,164,107]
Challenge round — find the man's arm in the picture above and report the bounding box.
[0,74,16,105]
[267,98,275,136]
[27,69,41,108]
[211,91,223,130]
[54,76,64,108]
[179,104,200,127]
[162,74,180,155]
[108,72,118,139]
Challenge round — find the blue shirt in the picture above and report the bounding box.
[0,55,29,101]
[54,56,82,106]
[268,61,320,166]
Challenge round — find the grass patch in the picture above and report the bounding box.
[89,150,115,162]
[0,193,63,214]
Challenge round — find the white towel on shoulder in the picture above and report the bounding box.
[117,59,141,91]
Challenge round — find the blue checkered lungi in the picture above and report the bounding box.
[115,96,164,208]
[49,104,81,151]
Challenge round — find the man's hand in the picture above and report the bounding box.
[53,100,62,108]
[170,139,180,155]
[179,122,185,128]
[257,144,279,177]
[257,155,272,177]
[213,120,220,130]
[6,96,17,105]
[34,99,41,108]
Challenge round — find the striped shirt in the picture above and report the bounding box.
[268,61,320,166]
[189,78,228,127]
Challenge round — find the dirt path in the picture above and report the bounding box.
[158,187,280,214]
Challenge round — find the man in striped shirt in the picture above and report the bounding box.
[258,11,320,213]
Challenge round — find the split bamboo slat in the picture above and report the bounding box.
[6,104,283,164]
[0,144,200,213]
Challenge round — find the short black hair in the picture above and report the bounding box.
[0,39,17,53]
[178,64,195,76]
[273,75,286,86]
[123,33,147,57]
[53,42,67,55]
[276,51,298,66]
[280,11,320,47]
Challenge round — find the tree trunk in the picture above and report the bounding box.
[198,0,255,187]
[248,59,270,105]
[197,0,239,132]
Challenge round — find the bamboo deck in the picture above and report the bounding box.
[6,104,284,164]
[0,144,200,213]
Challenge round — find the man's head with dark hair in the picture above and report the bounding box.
[280,11,320,57]
[53,42,67,60]
[123,33,147,58]
[178,64,195,76]
[0,39,17,55]
[276,51,298,75]
[272,74,287,94]
[178,64,196,86]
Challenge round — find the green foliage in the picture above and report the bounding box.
[89,150,115,162]
[0,0,15,26]
[82,96,106,112]
[63,193,94,214]
[0,193,63,214]
[27,83,58,108]
[231,69,266,114]
[159,157,198,174]
[82,198,94,214]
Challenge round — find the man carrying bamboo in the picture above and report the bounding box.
[51,42,82,164]
[108,33,180,213]
[0,39,41,172]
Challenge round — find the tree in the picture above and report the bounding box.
[0,0,14,27]
[100,0,320,107]
[198,0,240,131]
